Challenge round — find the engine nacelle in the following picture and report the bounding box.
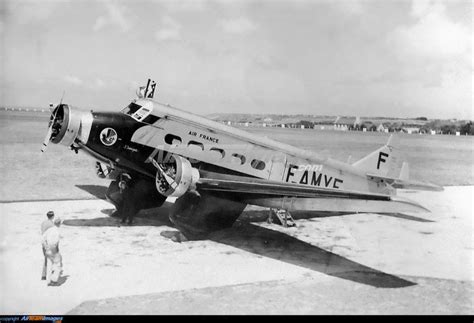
[155,155,200,198]
[49,103,93,147]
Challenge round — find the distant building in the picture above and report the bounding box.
[333,116,360,131]
[403,127,420,134]
[376,124,386,132]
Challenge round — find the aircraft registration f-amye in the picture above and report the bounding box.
[42,79,442,237]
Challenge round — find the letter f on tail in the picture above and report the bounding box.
[352,135,400,177]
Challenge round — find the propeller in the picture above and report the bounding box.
[41,91,65,153]
[41,107,58,153]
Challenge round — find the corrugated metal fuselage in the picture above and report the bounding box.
[124,99,389,195]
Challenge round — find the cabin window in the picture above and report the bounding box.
[251,159,266,170]
[188,141,205,151]
[231,153,246,165]
[164,134,182,146]
[209,148,225,159]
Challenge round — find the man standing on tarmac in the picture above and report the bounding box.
[41,211,55,280]
[118,173,136,225]
[42,217,63,286]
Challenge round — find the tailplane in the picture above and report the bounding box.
[353,135,443,191]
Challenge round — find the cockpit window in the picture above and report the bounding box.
[122,101,159,124]
[122,102,142,115]
[131,106,152,122]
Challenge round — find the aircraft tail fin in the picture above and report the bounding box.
[347,155,352,164]
[352,135,400,177]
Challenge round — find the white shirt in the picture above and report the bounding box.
[42,226,60,249]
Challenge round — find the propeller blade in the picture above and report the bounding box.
[41,125,53,153]
[41,103,59,153]
[59,90,65,105]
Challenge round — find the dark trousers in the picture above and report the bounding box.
[120,188,137,224]
[41,247,47,280]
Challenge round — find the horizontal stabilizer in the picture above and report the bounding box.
[367,173,444,192]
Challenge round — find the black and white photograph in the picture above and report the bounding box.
[0,0,472,316]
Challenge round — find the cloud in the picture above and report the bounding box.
[391,0,471,60]
[93,16,107,32]
[160,1,206,12]
[64,75,83,86]
[220,17,256,34]
[329,0,365,16]
[93,0,131,33]
[155,16,181,41]
[410,0,444,17]
[94,78,106,88]
[7,0,67,24]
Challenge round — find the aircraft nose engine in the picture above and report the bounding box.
[153,155,200,198]
[41,104,93,152]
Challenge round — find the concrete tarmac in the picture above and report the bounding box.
[0,186,472,314]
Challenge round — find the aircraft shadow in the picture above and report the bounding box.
[378,213,434,223]
[76,185,107,200]
[62,197,416,288]
[63,202,174,227]
[208,221,416,289]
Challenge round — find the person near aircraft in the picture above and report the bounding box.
[41,210,55,235]
[40,211,55,280]
[118,173,135,225]
[41,217,63,286]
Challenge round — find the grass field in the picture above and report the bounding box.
[0,110,472,201]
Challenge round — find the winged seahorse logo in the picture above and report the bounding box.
[100,127,118,146]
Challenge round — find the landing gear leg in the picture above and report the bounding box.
[107,176,167,224]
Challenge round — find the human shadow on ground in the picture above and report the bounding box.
[49,275,69,287]
[76,185,107,200]
[207,221,416,289]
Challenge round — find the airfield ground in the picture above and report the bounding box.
[0,111,472,314]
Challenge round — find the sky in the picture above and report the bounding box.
[0,0,472,119]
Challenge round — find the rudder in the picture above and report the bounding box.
[352,135,400,177]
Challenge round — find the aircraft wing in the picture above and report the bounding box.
[196,170,430,214]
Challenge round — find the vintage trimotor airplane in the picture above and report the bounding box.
[41,79,442,238]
